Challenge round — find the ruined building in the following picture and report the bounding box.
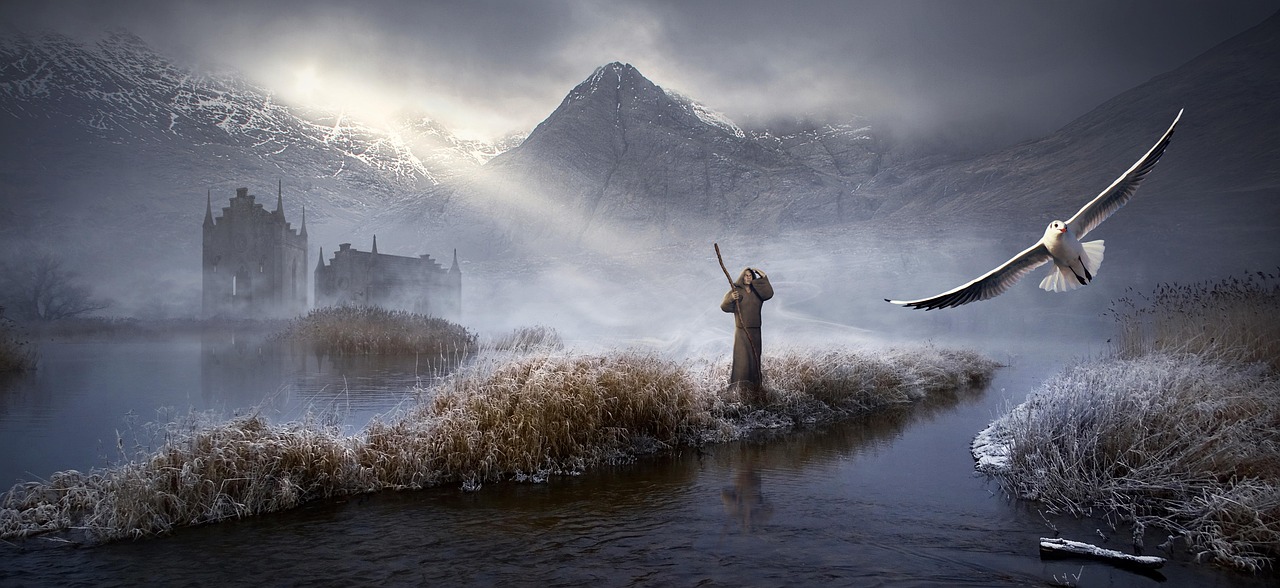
[314,236,461,320]
[202,186,308,318]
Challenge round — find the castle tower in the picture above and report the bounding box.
[202,186,308,318]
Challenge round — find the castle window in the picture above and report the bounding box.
[232,275,237,296]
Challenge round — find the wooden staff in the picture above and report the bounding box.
[715,243,759,367]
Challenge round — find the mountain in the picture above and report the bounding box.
[0,29,506,313]
[392,63,892,252]
[870,10,1280,274]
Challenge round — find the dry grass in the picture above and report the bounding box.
[765,346,996,413]
[274,306,477,356]
[0,414,367,541]
[1108,270,1280,371]
[1,343,996,543]
[982,272,1280,571]
[362,352,723,488]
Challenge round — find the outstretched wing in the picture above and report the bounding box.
[1067,109,1182,239]
[886,243,1053,310]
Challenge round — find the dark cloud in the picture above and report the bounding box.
[1,0,1275,146]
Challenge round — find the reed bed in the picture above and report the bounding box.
[1107,270,1280,371]
[273,306,477,356]
[979,272,1280,571]
[1,344,997,543]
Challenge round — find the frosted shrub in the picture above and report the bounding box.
[980,272,1280,571]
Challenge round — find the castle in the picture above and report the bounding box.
[314,237,462,321]
[202,185,462,320]
[202,186,308,318]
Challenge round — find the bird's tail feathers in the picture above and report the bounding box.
[1040,265,1085,293]
[1082,240,1104,277]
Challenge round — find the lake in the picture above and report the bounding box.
[0,334,1273,587]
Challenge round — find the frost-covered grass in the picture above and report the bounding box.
[0,343,996,543]
[978,273,1280,571]
[273,306,477,356]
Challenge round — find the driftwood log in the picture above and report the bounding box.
[1039,537,1166,570]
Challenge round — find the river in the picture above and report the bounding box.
[0,334,1272,587]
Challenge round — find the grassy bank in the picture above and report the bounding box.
[273,306,477,356]
[1,344,996,542]
[977,272,1280,571]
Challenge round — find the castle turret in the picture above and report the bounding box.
[371,234,378,255]
[274,179,284,218]
[203,190,214,228]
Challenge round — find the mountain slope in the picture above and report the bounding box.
[413,63,887,251]
[0,30,505,313]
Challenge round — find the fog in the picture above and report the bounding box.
[2,0,1275,146]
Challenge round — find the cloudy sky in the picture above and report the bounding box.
[3,0,1276,147]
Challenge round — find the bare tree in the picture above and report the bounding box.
[0,254,109,321]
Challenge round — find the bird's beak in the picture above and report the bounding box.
[1059,227,1067,234]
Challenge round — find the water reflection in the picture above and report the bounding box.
[721,454,772,533]
[0,331,466,487]
[716,383,988,536]
[198,329,464,427]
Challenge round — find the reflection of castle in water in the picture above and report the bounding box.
[199,329,311,412]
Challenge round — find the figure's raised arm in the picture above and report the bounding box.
[750,270,773,301]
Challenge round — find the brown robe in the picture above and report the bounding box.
[720,270,773,393]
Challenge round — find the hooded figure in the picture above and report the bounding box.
[720,267,773,398]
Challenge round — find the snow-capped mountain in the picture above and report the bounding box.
[0,29,511,314]
[0,30,507,183]
[398,62,891,252]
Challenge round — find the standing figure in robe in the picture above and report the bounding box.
[720,267,773,402]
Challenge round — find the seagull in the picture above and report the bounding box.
[886,109,1182,311]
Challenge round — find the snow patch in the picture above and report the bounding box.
[667,89,745,138]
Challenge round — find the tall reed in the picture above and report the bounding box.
[1107,270,1280,371]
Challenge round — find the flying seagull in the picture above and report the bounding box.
[886,109,1182,311]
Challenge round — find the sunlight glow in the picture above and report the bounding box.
[292,65,321,102]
